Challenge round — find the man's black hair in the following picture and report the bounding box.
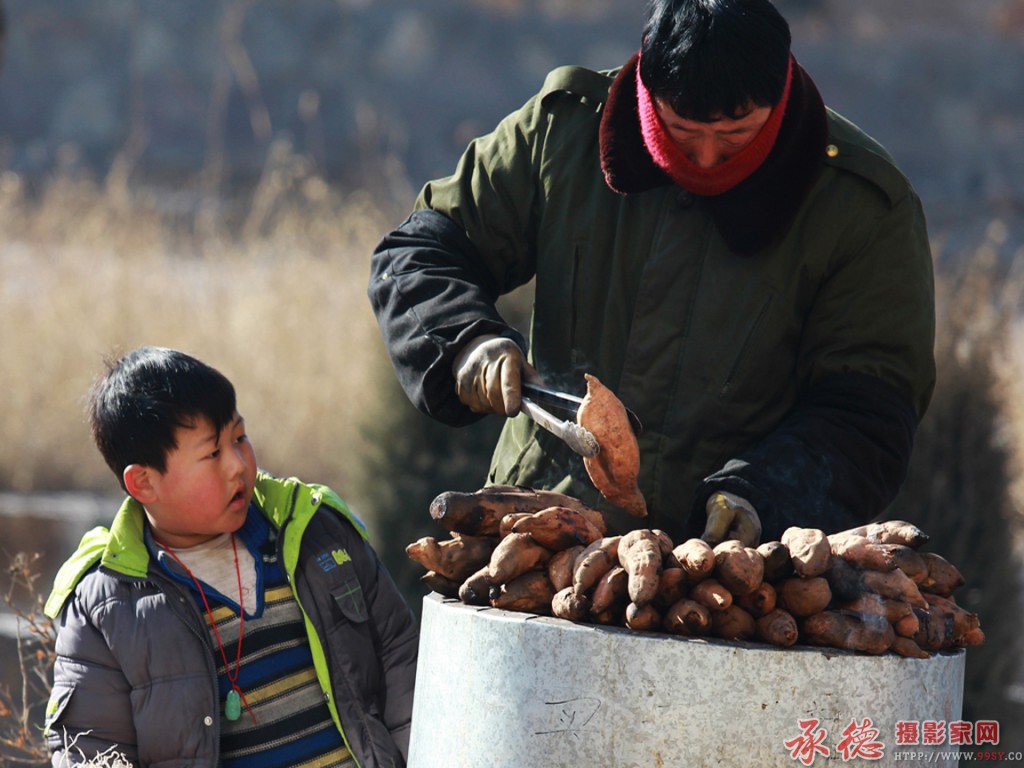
[89,346,237,489]
[640,0,791,122]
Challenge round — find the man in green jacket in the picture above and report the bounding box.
[368,0,935,546]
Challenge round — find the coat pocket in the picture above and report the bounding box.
[44,681,74,738]
[331,576,368,624]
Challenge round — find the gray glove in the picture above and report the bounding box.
[452,335,538,416]
[701,491,762,547]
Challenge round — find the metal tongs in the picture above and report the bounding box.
[519,382,643,459]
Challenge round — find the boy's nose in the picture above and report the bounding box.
[228,445,248,474]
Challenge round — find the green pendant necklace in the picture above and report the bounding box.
[157,533,255,724]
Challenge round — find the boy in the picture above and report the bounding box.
[43,346,418,767]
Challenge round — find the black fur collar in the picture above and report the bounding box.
[599,53,829,254]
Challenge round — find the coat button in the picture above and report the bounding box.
[826,144,839,158]
[204,716,214,726]
[676,190,695,209]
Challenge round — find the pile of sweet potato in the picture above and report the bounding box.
[407,486,983,657]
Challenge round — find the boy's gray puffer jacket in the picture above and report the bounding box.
[43,470,418,768]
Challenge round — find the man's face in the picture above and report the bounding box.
[654,98,772,169]
[141,412,258,548]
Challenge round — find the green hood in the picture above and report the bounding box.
[44,470,368,619]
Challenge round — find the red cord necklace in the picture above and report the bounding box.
[155,533,256,724]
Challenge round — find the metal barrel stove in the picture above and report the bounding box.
[408,593,965,767]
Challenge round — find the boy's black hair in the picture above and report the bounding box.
[640,0,791,122]
[89,346,237,489]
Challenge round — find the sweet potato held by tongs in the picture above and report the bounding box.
[577,374,648,518]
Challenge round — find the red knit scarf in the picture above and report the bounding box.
[636,54,794,196]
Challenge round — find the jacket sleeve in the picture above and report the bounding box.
[368,209,527,426]
[693,372,918,541]
[692,176,935,541]
[368,90,550,425]
[304,507,420,765]
[46,582,140,766]
[362,544,419,761]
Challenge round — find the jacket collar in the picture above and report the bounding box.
[44,470,369,618]
[599,52,829,254]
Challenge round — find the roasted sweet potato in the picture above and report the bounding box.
[591,566,630,615]
[458,565,492,606]
[654,567,689,609]
[735,581,777,618]
[618,529,663,606]
[887,545,928,584]
[713,540,764,596]
[663,598,712,637]
[889,636,931,659]
[591,607,623,626]
[429,485,608,536]
[828,533,898,572]
[913,606,955,651]
[421,570,461,598]
[860,568,927,609]
[781,527,832,578]
[893,612,921,639]
[551,585,590,621]
[488,532,552,584]
[489,570,555,614]
[625,602,662,631]
[778,577,832,618]
[511,505,603,550]
[756,541,793,582]
[668,538,716,584]
[578,374,647,518]
[918,552,965,597]
[689,578,733,612]
[823,556,865,603]
[960,627,985,647]
[842,594,914,626]
[802,611,894,654]
[829,535,927,583]
[652,529,675,557]
[548,545,584,592]
[572,536,621,594]
[500,512,533,537]
[756,609,798,647]
[842,520,929,548]
[711,605,757,641]
[406,534,499,582]
[924,594,980,643]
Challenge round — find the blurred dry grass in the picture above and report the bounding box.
[0,139,409,499]
[888,219,1024,739]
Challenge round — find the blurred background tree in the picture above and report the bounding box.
[889,223,1024,752]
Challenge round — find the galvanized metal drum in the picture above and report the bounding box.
[408,593,966,768]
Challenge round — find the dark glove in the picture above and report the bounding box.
[701,491,762,547]
[452,335,538,416]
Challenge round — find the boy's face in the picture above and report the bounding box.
[128,412,258,548]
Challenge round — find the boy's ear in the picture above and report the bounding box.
[123,464,158,503]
